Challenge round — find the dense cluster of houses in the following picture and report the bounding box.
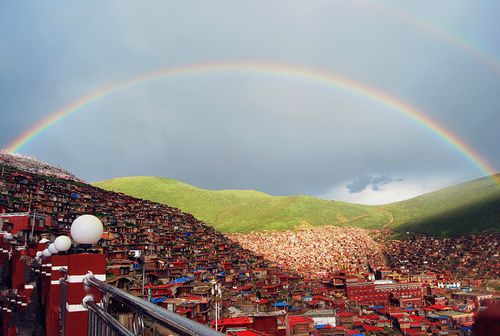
[0,155,498,335]
[229,227,387,276]
[385,234,500,281]
[0,153,82,182]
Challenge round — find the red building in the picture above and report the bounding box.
[0,212,53,235]
[345,279,423,307]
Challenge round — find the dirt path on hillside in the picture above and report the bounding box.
[383,210,394,229]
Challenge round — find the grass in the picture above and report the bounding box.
[383,174,500,236]
[93,174,500,236]
[93,176,390,233]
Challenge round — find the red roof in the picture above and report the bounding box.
[287,316,313,327]
[212,317,253,326]
[410,315,425,321]
[145,284,174,289]
[430,304,451,310]
[238,285,253,291]
[230,331,262,336]
[364,325,383,331]
[176,307,192,314]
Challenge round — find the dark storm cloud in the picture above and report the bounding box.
[1,0,499,203]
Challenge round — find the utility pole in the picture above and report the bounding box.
[141,250,146,298]
[30,209,36,245]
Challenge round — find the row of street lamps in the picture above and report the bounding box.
[36,214,104,260]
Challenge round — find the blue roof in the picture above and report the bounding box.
[168,276,194,284]
[151,296,167,304]
[272,301,290,307]
[371,305,384,310]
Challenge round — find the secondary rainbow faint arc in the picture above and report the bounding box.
[367,1,500,75]
[4,61,496,176]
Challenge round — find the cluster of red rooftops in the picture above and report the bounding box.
[0,155,498,335]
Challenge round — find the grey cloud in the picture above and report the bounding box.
[347,177,374,193]
[347,176,393,194]
[0,0,498,202]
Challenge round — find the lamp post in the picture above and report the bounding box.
[54,235,72,252]
[211,281,222,331]
[44,235,71,335]
[62,214,105,336]
[48,243,58,255]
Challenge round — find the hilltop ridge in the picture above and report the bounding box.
[94,176,391,233]
[2,153,498,237]
[94,174,500,236]
[0,153,83,182]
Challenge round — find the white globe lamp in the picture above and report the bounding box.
[54,235,72,252]
[35,251,42,258]
[42,249,52,258]
[48,243,58,254]
[70,215,103,245]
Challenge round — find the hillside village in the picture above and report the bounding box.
[0,155,499,335]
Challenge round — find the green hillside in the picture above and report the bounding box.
[384,174,500,236]
[93,174,500,235]
[93,176,390,232]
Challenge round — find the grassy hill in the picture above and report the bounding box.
[93,176,390,232]
[384,174,500,236]
[94,174,500,236]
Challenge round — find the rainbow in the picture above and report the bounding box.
[3,61,497,177]
[368,1,500,75]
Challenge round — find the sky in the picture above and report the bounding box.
[1,0,499,204]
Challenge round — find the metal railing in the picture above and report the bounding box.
[83,273,225,336]
[60,277,67,335]
[85,298,134,336]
